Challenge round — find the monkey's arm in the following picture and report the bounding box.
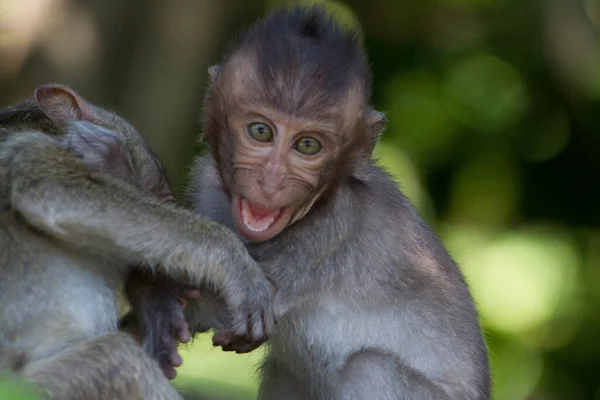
[1,131,274,349]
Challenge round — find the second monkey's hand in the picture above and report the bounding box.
[124,269,201,380]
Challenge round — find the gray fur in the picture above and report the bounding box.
[0,88,275,399]
[187,156,490,400]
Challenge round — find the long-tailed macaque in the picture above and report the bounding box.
[0,84,275,400]
[126,5,491,399]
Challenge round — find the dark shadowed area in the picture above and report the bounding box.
[1,0,599,399]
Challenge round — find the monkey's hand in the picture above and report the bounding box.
[212,329,268,354]
[124,269,199,380]
[209,271,277,354]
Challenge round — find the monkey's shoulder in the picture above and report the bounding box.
[344,165,470,288]
[345,165,430,242]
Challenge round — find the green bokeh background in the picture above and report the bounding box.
[1,0,599,399]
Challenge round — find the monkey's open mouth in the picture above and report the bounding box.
[240,197,282,232]
[232,196,288,241]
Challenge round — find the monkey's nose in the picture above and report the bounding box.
[258,167,285,195]
[261,182,284,198]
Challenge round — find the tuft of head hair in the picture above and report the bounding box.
[221,4,371,116]
[203,4,382,191]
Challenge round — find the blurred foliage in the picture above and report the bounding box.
[1,0,600,399]
[0,374,40,400]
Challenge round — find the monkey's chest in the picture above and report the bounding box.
[269,298,362,380]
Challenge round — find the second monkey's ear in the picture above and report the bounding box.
[34,84,97,128]
[207,64,221,84]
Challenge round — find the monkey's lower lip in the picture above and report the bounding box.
[239,197,282,233]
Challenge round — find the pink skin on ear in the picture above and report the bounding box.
[33,84,97,127]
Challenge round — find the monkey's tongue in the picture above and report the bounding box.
[240,198,281,232]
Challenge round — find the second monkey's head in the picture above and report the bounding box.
[203,5,386,242]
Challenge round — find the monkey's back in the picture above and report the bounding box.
[0,101,59,137]
[0,212,122,363]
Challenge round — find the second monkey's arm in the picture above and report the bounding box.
[0,130,275,353]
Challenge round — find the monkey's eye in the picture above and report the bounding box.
[247,122,273,142]
[294,137,322,155]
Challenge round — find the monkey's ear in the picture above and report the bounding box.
[207,64,221,84]
[367,110,386,137]
[363,110,386,158]
[34,84,97,128]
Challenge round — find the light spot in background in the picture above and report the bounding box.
[448,148,520,227]
[174,335,264,398]
[449,226,578,335]
[0,0,57,77]
[445,54,529,134]
[40,4,100,77]
[517,111,570,163]
[374,142,433,217]
[383,71,460,167]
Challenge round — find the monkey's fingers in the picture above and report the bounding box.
[170,304,192,344]
[158,334,183,380]
[212,330,266,354]
[247,306,275,343]
[219,337,264,354]
[170,350,183,368]
[212,331,234,347]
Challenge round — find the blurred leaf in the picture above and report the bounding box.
[445,54,529,134]
[383,71,460,167]
[448,147,520,227]
[517,112,570,163]
[489,340,543,400]
[0,375,41,400]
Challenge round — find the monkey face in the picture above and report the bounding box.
[226,108,338,242]
[202,26,385,242]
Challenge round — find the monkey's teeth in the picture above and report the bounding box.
[240,198,280,232]
[241,206,276,232]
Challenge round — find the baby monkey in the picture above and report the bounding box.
[110,5,491,399]
[0,84,275,400]
[172,5,489,400]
